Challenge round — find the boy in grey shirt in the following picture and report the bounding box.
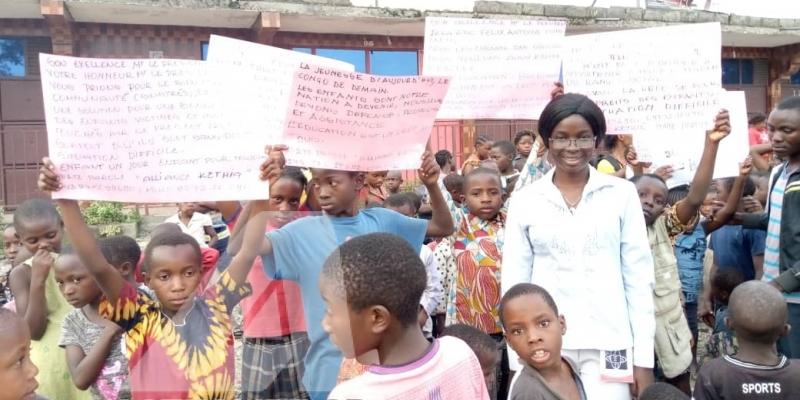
[501,283,586,400]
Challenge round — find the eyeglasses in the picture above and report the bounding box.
[549,138,596,150]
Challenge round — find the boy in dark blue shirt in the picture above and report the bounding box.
[709,176,766,281]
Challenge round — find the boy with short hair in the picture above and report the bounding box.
[435,150,454,176]
[513,130,535,172]
[695,281,800,399]
[490,140,520,195]
[165,202,218,248]
[39,157,267,399]
[241,145,454,399]
[443,174,465,208]
[359,171,389,207]
[322,233,488,399]
[441,324,498,390]
[384,171,404,195]
[501,283,585,400]
[98,235,141,284]
[705,267,745,359]
[383,193,443,335]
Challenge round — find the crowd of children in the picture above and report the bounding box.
[1,90,799,400]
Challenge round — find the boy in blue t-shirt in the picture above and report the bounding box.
[709,176,766,281]
[230,145,454,400]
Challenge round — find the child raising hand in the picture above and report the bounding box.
[38,157,266,400]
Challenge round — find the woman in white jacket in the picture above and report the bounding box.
[502,93,656,400]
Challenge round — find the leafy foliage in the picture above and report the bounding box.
[82,202,140,226]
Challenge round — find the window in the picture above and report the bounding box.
[201,42,209,60]
[370,50,418,76]
[792,71,800,85]
[292,47,419,76]
[722,59,754,85]
[315,49,367,72]
[0,38,25,77]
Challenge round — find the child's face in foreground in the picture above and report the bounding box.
[516,135,534,158]
[54,254,103,309]
[365,171,388,189]
[503,293,565,372]
[0,319,39,400]
[320,278,375,360]
[384,173,403,193]
[145,244,201,315]
[310,169,362,216]
[489,148,513,174]
[3,227,20,265]
[635,176,668,226]
[16,218,63,254]
[464,173,503,220]
[268,177,304,228]
[767,108,800,161]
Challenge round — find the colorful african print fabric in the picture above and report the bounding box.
[446,210,506,334]
[100,270,251,400]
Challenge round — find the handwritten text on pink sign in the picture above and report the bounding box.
[282,65,450,171]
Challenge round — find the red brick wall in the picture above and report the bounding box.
[73,23,250,59]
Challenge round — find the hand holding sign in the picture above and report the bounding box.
[418,150,441,188]
[550,82,564,101]
[739,156,753,176]
[259,145,288,186]
[38,157,61,193]
[707,109,731,143]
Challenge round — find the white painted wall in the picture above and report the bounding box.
[349,0,800,18]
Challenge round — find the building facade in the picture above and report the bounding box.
[0,0,799,206]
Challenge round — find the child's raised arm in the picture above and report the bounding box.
[676,110,731,225]
[38,158,126,305]
[419,150,454,237]
[227,145,284,257]
[703,157,752,235]
[223,205,272,285]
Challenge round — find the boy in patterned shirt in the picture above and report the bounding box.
[38,157,265,400]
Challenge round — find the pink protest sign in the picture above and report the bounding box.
[40,53,268,202]
[282,65,450,171]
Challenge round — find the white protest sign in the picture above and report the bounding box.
[636,91,750,188]
[282,65,450,171]
[423,17,565,119]
[41,54,267,202]
[563,23,722,136]
[205,35,355,142]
